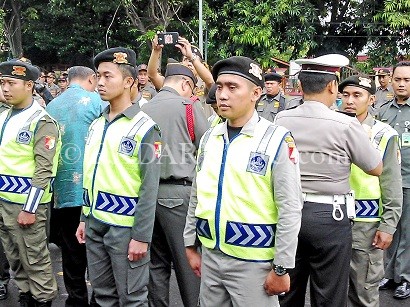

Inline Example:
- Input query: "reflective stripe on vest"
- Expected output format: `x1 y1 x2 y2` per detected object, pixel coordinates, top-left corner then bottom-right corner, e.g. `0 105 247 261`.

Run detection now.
195 119 288 261
350 119 399 222
0 101 60 204
355 199 379 218
82 111 156 227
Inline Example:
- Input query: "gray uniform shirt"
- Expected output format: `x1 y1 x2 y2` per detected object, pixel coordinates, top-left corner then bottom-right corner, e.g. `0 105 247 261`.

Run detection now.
256 93 286 122
142 86 209 181
0 102 9 114
377 98 410 187
184 112 303 268
362 114 403 235
275 101 381 195
374 85 394 110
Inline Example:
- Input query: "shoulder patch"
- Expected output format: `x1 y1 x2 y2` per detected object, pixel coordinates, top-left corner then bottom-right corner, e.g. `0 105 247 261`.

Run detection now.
284 135 298 164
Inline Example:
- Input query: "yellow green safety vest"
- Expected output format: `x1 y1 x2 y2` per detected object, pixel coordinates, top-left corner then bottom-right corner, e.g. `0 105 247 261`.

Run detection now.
208 114 223 128
195 119 289 261
350 119 399 222
82 111 157 227
0 101 61 204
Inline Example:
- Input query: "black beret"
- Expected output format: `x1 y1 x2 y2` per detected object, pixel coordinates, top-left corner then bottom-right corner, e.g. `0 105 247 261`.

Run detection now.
165 63 197 84
0 58 40 81
212 56 264 87
94 47 136 69
264 72 282 82
338 75 376 95
206 83 217 104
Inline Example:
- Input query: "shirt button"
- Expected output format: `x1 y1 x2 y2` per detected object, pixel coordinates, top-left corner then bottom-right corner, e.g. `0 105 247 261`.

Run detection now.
396 123 399 125
398 110 402 112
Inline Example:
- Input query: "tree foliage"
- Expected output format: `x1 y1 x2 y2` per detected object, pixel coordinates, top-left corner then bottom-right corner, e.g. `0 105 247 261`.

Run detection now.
0 0 408 70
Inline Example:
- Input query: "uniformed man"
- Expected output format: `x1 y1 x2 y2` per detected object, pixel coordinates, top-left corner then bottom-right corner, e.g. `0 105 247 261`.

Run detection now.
339 75 402 307
184 56 303 307
75 47 161 306
46 66 105 307
148 35 215 117
374 68 394 110
0 58 61 307
137 64 157 101
142 63 208 307
0 85 10 301
205 83 225 127
257 71 286 122
378 61 410 300
275 54 383 307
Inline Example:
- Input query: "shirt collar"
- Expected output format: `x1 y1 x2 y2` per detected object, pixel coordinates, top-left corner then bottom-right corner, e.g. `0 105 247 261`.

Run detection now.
214 110 259 137
362 112 375 127
392 97 410 108
102 102 141 121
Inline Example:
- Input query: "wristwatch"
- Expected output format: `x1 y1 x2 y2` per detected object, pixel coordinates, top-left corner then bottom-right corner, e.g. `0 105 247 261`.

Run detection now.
272 264 288 276
190 53 198 62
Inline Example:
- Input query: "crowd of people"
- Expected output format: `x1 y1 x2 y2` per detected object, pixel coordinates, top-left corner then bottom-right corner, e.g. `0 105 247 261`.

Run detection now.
0 35 408 307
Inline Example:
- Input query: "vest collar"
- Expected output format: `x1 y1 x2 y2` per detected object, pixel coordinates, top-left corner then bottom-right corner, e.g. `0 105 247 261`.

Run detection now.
215 110 259 137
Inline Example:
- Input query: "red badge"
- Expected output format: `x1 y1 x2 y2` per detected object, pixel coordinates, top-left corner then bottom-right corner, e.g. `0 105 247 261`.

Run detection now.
285 136 298 164
12 66 26 77
45 136 56 150
154 141 162 158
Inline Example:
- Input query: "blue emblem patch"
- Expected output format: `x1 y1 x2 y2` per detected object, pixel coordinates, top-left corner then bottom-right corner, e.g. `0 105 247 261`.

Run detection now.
118 137 136 156
16 130 33 145
246 152 269 175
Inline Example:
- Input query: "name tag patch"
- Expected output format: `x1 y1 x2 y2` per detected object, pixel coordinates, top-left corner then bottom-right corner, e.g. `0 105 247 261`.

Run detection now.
16 130 33 145
402 132 410 147
246 152 269 175
118 137 136 156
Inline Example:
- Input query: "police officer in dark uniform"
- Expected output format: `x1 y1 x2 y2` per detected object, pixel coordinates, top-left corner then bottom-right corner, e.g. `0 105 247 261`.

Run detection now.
275 54 383 307
142 63 209 307
257 71 286 122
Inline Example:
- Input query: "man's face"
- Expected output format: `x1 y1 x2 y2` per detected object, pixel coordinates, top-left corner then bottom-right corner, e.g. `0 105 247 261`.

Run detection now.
341 86 373 117
216 74 259 122
0 77 32 107
58 78 68 90
97 62 130 102
265 80 280 96
392 66 410 100
138 70 148 86
46 73 55 85
39 73 46 84
378 74 390 88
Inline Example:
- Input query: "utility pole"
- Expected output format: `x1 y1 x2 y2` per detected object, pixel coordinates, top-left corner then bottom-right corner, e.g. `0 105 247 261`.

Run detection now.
199 0 203 55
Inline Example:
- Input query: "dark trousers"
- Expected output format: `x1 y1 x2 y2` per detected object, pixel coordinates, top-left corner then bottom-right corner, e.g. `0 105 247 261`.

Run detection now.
51 206 92 307
148 184 200 307
0 239 10 285
279 201 352 307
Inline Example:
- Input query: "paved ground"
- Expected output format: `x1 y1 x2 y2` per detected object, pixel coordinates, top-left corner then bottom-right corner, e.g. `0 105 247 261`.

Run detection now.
0 244 409 306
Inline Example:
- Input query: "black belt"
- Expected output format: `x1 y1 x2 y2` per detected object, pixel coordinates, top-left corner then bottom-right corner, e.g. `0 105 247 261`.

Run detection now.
160 179 192 186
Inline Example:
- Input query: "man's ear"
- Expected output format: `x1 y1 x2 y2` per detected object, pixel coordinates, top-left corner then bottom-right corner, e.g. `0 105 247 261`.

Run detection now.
124 76 134 89
327 80 338 94
251 86 263 103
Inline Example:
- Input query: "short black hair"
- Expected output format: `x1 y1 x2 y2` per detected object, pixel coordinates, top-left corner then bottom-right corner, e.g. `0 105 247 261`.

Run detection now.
118 64 137 79
298 72 337 95
392 61 410 75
